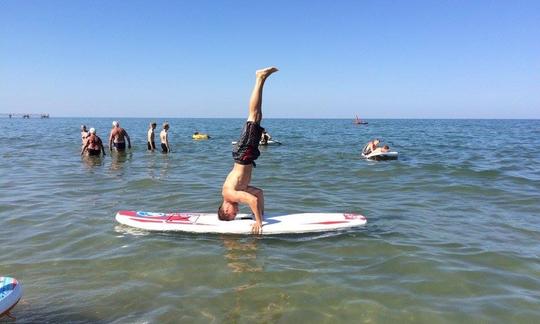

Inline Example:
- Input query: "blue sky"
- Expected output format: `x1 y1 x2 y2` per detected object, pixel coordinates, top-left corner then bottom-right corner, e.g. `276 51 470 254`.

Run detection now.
1 0 539 118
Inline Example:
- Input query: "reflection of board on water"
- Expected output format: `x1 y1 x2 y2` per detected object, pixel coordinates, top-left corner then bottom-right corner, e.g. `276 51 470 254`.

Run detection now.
231 140 282 146
116 211 367 235
0 277 22 319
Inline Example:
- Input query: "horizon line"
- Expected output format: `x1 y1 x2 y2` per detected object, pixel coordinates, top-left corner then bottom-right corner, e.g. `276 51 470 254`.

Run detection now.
1 115 539 120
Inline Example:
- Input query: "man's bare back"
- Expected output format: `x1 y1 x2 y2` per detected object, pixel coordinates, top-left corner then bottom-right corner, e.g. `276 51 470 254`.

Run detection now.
109 121 131 151
111 127 127 143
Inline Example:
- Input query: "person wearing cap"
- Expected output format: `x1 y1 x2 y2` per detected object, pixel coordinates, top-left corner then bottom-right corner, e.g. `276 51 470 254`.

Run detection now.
147 122 157 151
81 125 89 148
109 121 131 152
160 122 170 153
81 128 106 157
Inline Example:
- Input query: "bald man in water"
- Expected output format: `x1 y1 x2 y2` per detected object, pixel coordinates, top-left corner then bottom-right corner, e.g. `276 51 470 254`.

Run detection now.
218 67 278 234
109 121 131 152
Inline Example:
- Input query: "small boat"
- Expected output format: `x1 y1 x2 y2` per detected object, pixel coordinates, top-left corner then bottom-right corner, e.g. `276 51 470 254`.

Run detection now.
1 277 22 319
353 115 368 125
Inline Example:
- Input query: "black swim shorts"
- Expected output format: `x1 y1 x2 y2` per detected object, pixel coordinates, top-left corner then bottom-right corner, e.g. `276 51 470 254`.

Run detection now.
161 143 168 153
147 141 155 150
232 121 264 166
114 142 126 150
88 149 101 156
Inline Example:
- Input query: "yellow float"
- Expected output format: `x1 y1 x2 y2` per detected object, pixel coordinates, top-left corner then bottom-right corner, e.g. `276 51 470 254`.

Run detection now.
192 133 210 140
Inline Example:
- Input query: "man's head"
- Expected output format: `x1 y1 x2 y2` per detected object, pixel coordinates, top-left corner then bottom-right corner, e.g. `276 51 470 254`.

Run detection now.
89 128 96 134
218 201 238 221
150 122 157 129
112 121 119 127
374 139 380 145
81 125 87 132
383 145 389 149
163 122 169 130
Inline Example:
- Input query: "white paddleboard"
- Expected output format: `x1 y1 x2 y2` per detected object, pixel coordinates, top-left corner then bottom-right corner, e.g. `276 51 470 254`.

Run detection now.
116 210 366 235
231 140 282 146
362 151 398 161
0 277 22 317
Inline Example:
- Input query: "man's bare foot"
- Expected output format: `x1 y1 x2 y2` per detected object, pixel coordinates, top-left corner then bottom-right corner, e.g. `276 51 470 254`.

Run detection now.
256 66 279 79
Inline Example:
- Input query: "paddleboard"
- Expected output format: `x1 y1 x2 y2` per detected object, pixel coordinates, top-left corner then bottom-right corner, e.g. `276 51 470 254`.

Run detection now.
362 151 398 161
116 210 366 234
231 140 282 146
0 277 22 317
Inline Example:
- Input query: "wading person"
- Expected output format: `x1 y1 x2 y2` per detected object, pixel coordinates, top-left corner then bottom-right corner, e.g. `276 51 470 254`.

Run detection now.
80 125 89 148
160 122 170 153
147 122 157 151
109 121 131 152
81 128 106 157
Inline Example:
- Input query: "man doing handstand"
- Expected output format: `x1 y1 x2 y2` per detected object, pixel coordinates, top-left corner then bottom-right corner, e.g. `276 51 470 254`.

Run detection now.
218 66 278 234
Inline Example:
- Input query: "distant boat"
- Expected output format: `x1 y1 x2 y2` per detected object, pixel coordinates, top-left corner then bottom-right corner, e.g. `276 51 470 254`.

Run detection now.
353 115 368 125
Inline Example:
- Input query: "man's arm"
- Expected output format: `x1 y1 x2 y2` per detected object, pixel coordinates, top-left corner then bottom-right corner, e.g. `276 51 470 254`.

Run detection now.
246 186 264 217
109 130 114 150
100 139 106 156
223 188 263 234
124 130 131 149
165 133 170 152
81 142 89 155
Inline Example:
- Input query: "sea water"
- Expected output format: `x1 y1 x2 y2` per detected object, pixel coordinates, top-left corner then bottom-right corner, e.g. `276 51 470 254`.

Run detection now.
1 118 539 323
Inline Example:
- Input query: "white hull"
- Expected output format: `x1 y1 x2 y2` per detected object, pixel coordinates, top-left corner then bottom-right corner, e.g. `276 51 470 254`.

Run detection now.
116 211 366 235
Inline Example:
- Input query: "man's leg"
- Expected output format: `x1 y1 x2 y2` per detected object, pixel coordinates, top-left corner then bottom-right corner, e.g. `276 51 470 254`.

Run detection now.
247 67 279 123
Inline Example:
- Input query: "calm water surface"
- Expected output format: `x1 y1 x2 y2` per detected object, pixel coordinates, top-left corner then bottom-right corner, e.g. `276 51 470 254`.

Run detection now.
1 118 539 323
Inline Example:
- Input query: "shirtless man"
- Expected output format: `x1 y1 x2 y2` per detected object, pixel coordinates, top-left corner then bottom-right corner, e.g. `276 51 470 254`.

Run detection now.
160 122 170 153
147 122 157 151
372 145 390 154
81 128 106 157
81 125 89 148
260 129 272 145
362 139 380 155
218 66 278 234
109 121 131 152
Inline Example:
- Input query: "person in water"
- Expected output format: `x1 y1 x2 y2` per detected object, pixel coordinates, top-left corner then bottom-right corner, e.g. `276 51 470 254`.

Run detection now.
160 122 170 153
147 122 157 151
218 66 278 234
371 145 390 154
81 128 106 157
260 129 272 145
109 121 131 152
363 139 380 155
364 140 391 155
80 125 89 147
